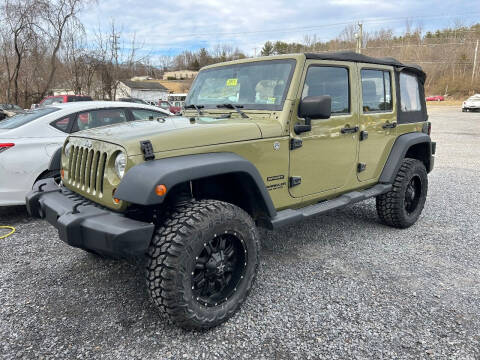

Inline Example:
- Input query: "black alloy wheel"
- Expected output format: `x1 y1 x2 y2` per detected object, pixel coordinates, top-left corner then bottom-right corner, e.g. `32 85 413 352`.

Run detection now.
192 231 247 307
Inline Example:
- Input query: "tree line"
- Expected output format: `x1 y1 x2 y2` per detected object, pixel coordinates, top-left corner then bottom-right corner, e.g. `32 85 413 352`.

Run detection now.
1 0 479 108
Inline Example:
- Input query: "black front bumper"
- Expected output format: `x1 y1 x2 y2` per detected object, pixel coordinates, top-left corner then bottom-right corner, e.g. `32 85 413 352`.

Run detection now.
26 178 154 258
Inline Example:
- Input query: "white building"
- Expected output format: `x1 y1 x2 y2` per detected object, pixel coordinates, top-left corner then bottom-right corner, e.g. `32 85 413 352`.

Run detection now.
163 70 198 80
116 80 169 102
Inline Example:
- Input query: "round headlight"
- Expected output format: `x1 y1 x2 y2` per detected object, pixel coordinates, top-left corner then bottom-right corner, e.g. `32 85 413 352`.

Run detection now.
64 142 72 157
114 152 126 179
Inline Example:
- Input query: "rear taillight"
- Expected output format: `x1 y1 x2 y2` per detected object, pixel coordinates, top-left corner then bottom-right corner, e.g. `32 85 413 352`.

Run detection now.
0 143 15 154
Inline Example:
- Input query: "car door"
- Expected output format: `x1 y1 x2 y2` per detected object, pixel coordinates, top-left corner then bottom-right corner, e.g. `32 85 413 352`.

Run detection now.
289 61 359 198
357 65 397 181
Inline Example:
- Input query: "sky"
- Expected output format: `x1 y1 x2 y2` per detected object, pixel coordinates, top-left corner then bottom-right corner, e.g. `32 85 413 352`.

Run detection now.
79 0 480 60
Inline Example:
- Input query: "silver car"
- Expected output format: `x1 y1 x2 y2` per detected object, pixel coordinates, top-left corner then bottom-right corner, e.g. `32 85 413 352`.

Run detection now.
0 101 170 206
462 94 480 112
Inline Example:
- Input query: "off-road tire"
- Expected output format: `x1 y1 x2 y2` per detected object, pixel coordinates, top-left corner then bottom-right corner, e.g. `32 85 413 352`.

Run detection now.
376 158 428 229
146 199 260 329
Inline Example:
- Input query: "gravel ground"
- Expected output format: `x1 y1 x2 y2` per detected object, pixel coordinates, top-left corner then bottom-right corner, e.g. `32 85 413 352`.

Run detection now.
1 106 480 359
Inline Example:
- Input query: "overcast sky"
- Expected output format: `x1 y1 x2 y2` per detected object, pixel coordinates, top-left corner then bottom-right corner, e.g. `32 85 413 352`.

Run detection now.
79 0 480 58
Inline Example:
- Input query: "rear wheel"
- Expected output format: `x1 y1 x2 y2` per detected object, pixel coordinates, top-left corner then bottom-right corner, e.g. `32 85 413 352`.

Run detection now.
146 199 259 329
376 158 428 229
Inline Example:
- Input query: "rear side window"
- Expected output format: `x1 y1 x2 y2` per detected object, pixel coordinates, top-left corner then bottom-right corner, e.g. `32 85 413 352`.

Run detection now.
51 116 73 132
42 97 63 105
0 108 59 129
73 109 128 132
361 69 393 112
302 66 350 114
399 73 421 112
130 109 166 120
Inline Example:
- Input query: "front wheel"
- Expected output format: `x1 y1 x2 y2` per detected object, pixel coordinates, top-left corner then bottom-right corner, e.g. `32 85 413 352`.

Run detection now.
376 158 428 229
146 199 259 329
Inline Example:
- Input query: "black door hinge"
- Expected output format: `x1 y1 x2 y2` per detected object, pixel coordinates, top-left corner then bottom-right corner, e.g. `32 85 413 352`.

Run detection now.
290 138 303 150
357 163 367 172
140 140 155 161
360 130 368 141
289 176 302 187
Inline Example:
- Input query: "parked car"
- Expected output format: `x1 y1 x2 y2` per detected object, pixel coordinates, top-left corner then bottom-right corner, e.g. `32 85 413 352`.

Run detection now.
38 95 93 107
158 100 181 114
425 95 444 102
0 101 170 206
462 94 480 112
0 104 24 120
117 97 150 105
27 52 435 330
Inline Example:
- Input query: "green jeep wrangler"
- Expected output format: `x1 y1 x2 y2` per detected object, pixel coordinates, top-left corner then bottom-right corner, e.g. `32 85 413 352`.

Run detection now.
27 52 435 329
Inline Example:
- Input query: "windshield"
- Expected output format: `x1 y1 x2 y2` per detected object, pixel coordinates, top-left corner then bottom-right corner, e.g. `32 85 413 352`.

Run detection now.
0 107 59 129
186 59 296 111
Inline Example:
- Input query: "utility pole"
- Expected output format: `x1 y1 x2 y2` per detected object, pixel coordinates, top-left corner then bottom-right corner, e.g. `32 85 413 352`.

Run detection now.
472 39 479 84
355 23 363 54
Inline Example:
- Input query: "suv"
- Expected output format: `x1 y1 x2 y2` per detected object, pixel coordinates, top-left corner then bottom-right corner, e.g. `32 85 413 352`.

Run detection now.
39 95 93 106
27 52 435 329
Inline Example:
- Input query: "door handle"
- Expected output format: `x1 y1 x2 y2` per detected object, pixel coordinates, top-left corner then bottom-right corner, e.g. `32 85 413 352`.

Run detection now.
341 126 359 134
382 122 397 129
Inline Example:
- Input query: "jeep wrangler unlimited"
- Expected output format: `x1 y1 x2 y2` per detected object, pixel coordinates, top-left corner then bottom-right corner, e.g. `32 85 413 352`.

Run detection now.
27 52 435 329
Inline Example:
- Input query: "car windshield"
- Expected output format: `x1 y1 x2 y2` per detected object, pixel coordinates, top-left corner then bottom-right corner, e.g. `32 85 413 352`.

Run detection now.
185 59 296 111
468 95 480 101
0 107 59 129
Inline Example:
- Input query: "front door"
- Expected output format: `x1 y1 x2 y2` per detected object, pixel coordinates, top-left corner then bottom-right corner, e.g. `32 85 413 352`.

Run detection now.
357 65 397 181
289 61 359 198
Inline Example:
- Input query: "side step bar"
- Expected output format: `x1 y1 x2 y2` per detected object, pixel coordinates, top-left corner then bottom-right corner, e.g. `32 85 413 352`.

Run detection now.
270 184 392 229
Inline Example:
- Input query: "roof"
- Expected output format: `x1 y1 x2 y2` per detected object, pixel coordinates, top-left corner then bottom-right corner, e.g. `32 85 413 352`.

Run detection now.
147 80 192 93
120 80 168 91
305 51 425 79
44 101 171 115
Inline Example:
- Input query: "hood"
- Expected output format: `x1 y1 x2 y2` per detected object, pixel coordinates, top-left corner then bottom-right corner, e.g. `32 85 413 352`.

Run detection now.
70 116 263 155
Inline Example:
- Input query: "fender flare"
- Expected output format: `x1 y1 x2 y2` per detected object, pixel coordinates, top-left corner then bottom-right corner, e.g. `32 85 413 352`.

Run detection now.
379 132 432 184
115 152 277 218
48 147 62 171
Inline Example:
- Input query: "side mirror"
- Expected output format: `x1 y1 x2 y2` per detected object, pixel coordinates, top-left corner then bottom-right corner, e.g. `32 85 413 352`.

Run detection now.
299 95 331 120
295 95 332 135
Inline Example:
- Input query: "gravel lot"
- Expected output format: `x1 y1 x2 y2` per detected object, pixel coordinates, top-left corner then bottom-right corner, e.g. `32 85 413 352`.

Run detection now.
1 106 480 359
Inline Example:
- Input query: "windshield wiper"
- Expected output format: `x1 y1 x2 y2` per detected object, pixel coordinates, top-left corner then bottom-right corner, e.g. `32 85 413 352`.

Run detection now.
216 104 249 118
184 104 204 116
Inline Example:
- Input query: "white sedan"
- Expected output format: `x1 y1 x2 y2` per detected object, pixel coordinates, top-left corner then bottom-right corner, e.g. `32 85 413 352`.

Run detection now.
0 101 171 206
462 94 480 112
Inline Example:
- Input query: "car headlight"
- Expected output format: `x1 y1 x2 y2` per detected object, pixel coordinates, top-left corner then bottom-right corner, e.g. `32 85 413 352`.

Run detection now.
64 142 72 157
114 152 126 179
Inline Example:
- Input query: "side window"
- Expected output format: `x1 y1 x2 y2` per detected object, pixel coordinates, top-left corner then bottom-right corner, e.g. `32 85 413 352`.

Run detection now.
361 69 393 112
42 98 54 106
73 109 128 132
399 73 421 112
302 66 350 114
130 109 165 120
51 116 72 133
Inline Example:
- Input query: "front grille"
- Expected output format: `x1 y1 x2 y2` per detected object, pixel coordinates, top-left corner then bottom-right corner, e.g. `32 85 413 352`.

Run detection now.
68 145 108 195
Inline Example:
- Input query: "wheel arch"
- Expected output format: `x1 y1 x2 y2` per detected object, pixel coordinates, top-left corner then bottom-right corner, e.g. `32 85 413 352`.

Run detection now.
379 132 434 184
115 152 277 221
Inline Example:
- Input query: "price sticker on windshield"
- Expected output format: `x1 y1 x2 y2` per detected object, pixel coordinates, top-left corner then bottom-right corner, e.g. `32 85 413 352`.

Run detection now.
226 78 238 87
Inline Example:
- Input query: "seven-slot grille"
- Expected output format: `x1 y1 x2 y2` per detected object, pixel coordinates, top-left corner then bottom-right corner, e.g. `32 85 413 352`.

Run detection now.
67 145 107 195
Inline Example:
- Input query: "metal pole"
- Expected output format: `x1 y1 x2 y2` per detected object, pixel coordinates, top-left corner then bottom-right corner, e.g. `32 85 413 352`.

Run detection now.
472 39 479 84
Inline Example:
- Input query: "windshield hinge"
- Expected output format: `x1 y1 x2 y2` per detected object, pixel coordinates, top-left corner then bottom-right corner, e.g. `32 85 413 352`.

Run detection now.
290 138 303 150
140 140 155 161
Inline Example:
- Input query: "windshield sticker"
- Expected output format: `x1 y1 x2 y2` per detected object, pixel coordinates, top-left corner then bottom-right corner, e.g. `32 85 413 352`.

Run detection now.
267 97 276 104
226 78 238 87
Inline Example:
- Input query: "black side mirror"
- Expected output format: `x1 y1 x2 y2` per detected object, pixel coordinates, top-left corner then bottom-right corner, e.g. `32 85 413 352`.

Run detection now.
295 96 332 134
299 95 331 120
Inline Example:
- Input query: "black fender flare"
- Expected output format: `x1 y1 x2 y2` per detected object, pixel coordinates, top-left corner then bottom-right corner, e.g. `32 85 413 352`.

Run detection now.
48 147 62 171
115 152 277 218
379 132 433 184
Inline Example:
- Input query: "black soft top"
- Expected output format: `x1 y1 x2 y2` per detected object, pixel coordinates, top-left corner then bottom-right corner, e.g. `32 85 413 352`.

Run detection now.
305 51 425 81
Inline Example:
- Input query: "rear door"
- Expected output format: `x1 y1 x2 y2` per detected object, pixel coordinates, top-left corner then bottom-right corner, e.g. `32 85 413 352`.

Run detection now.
289 60 359 198
357 65 397 181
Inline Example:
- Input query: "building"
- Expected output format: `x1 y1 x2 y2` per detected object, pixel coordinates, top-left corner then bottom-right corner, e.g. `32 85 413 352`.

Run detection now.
116 80 169 102
162 70 198 80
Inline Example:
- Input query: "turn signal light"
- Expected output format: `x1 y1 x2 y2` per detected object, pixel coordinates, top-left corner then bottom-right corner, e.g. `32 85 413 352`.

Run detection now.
60 169 65 179
155 184 167 196
112 188 120 204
